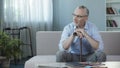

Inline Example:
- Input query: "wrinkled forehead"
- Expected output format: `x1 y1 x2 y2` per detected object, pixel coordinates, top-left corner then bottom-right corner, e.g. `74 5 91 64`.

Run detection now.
74 8 88 15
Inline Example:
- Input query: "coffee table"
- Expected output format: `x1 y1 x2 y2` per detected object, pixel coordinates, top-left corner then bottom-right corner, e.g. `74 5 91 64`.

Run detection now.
36 62 120 68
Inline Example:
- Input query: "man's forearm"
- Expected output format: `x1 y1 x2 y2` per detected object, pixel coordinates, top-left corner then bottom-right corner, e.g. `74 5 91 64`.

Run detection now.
84 32 99 50
63 34 75 50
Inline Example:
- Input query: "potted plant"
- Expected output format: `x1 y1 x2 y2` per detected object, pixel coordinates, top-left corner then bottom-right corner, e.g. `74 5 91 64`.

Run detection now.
0 31 23 68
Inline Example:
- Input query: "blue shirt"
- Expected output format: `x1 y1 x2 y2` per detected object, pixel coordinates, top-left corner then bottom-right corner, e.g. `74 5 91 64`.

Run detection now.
59 21 104 55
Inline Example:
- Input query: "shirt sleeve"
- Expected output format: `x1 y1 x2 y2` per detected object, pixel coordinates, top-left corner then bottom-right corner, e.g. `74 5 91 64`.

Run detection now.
58 26 70 51
91 25 104 51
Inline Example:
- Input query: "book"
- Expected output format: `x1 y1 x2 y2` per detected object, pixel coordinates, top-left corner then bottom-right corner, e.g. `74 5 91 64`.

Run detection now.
39 66 68 68
112 20 118 27
106 20 110 27
38 63 68 68
109 20 113 27
85 66 107 68
112 7 118 14
106 7 115 14
65 62 105 67
66 62 86 67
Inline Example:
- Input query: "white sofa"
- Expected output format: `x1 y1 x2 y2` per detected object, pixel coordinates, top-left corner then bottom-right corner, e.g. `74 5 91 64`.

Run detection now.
25 31 120 68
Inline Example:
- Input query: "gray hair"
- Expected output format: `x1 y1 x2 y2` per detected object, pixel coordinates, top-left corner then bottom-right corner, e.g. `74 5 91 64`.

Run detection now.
77 5 89 16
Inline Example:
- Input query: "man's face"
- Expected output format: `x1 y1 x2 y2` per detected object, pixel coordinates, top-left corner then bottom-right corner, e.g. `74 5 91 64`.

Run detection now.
73 8 88 27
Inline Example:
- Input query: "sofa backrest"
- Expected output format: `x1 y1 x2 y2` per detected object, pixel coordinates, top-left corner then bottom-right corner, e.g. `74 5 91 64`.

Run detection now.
100 31 120 55
36 31 120 55
36 31 61 55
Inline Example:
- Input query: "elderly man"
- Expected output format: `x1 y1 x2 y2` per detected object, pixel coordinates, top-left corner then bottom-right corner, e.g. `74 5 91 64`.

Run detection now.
56 5 106 62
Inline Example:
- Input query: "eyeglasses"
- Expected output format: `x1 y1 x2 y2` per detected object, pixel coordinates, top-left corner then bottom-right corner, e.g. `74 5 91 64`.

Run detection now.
72 13 88 18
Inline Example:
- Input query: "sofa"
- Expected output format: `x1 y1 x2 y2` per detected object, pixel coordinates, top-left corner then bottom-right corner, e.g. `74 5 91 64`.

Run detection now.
25 31 120 68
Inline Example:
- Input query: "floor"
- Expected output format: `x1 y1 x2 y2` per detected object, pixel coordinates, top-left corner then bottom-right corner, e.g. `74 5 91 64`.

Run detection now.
0 57 31 68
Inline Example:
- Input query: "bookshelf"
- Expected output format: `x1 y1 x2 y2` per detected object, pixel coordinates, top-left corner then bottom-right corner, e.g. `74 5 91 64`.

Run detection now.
106 0 120 31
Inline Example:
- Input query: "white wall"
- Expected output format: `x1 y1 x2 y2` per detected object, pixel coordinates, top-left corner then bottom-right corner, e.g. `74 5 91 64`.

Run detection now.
53 0 106 31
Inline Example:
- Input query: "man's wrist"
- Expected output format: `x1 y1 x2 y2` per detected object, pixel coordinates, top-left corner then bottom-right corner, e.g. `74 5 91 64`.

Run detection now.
84 32 89 38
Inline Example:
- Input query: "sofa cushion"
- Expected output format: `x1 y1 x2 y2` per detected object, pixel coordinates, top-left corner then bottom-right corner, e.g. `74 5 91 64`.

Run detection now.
24 55 56 68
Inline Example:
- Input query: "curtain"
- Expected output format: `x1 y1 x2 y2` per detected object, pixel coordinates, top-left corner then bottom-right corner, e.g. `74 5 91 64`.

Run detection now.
3 0 53 57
